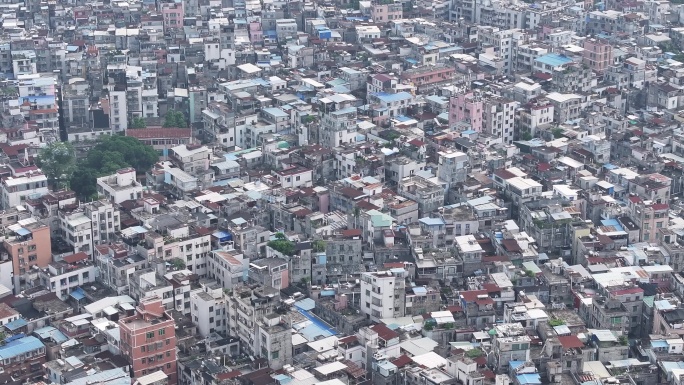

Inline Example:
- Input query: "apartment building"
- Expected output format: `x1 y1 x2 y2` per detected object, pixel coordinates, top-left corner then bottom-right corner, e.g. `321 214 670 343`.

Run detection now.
360 269 407 322
207 248 248 290
119 297 178 385
4 222 51 293
168 144 212 175
190 280 229 337
1 171 49 209
95 243 148 295
38 252 97 300
397 176 444 217
96 168 144 204
0 336 46 382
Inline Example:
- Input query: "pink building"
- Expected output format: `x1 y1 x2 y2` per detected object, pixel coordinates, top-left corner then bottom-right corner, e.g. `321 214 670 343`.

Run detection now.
583 38 613 73
119 297 177 385
160 1 184 30
371 3 403 23
249 22 263 45
449 92 483 131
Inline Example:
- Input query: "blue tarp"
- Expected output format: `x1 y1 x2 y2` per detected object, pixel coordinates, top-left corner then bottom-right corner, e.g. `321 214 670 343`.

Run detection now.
70 287 86 301
213 231 231 242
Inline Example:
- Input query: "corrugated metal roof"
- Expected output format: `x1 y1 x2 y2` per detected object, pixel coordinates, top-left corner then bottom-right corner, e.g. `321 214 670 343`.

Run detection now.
0 336 44 359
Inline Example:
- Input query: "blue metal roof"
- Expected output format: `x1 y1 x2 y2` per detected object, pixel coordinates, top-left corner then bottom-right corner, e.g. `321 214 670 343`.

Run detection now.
419 217 446 226
374 92 413 103
0 336 44 360
4 318 27 331
15 228 30 236
33 326 68 344
535 54 573 67
294 298 316 311
517 374 542 385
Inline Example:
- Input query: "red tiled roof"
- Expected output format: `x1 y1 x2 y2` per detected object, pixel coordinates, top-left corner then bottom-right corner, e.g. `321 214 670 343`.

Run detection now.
611 287 643 295
391 355 412 368
558 335 584 349
62 252 89 264
126 127 192 139
650 203 668 210
370 323 399 341
408 139 425 147
460 290 489 302
502 239 523 252
537 163 551 172
217 371 242 380
341 229 362 238
493 169 517 180
533 72 552 80
338 335 358 344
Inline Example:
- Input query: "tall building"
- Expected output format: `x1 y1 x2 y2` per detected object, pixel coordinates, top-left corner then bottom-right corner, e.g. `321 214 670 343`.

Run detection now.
360 269 407 323
119 297 178 385
3 221 52 293
319 93 358 148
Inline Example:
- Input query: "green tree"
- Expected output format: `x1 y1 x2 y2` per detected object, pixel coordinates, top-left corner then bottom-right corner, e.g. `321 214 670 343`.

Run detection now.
163 110 187 128
268 233 296 256
312 240 326 252
37 142 76 189
552 127 564 138
170 258 186 270
69 168 99 200
466 348 484 358
130 117 147 128
68 136 159 200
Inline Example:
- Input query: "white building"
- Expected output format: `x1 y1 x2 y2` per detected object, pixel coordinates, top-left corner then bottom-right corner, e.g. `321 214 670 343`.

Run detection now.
96 168 143 204
1 171 49 209
274 167 313 188
0 302 20 327
207 248 248 289
190 281 229 337
38 252 98 300
360 269 407 322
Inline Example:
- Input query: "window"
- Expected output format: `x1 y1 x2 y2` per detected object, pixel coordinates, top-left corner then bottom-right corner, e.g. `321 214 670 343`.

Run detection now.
272 351 279 359
158 329 165 336
146 332 155 339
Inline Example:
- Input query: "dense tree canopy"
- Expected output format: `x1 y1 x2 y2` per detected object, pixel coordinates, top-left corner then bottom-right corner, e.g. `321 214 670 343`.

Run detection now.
163 111 187 128
68 135 159 200
37 142 77 189
130 117 147 129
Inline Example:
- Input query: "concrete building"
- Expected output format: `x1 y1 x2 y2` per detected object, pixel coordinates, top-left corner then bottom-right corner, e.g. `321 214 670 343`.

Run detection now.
398 176 444 217
0 336 46 382
119 297 177 385
1 171 49 209
360 269 408 322
437 150 468 189
583 38 613 73
38 252 98 300
190 280 229 337
207 248 248 290
3 222 51 294
96 168 144 204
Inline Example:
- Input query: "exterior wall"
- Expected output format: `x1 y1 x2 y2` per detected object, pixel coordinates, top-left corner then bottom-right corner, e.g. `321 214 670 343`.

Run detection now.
1 173 49 209
119 298 178 385
6 225 51 293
